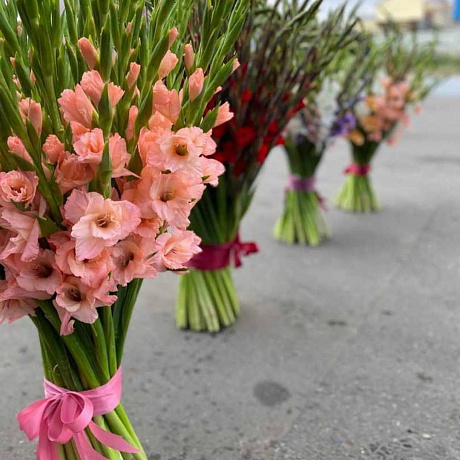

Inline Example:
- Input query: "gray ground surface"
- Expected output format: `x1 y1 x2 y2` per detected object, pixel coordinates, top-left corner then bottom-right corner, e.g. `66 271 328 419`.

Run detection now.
1 94 459 460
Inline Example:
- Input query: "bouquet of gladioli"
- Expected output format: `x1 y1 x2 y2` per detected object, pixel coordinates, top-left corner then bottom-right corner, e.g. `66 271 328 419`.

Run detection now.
174 0 359 333
274 18 373 246
0 0 247 458
335 28 436 213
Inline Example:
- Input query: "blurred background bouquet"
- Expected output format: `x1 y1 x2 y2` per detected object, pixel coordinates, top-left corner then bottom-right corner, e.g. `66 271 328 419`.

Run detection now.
175 0 374 333
336 25 437 212
274 12 375 245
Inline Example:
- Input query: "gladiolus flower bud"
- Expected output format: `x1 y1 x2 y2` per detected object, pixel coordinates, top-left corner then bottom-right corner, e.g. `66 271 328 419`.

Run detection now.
214 102 234 128
78 38 98 70
127 63 141 89
19 99 43 136
158 51 179 79
189 69 205 102
233 59 240 73
184 44 194 71
169 28 179 47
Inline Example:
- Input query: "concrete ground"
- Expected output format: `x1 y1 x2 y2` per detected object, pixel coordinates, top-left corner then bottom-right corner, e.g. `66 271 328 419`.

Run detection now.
1 92 459 460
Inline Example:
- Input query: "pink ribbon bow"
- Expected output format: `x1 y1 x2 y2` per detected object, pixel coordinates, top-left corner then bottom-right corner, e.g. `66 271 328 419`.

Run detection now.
17 368 139 460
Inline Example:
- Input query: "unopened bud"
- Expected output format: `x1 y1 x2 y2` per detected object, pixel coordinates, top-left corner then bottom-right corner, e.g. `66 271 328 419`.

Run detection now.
169 28 179 47
184 44 194 71
127 62 141 89
189 68 205 102
78 38 98 70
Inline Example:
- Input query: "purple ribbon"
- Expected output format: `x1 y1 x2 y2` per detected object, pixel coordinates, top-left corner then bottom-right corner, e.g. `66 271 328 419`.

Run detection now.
287 174 317 192
286 174 328 211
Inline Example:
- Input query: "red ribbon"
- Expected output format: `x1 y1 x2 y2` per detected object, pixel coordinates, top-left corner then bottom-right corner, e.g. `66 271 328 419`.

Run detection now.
17 368 139 460
344 163 371 176
188 234 259 271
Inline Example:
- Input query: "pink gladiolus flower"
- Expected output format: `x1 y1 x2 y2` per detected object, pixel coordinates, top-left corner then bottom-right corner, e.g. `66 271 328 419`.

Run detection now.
109 134 131 177
0 171 38 208
7 136 33 164
0 281 36 324
0 273 52 301
201 158 225 186
127 63 141 89
64 190 141 260
58 85 95 128
0 209 41 262
153 80 181 124
154 230 201 271
43 135 65 164
159 51 179 79
73 128 105 165
111 236 157 286
133 167 203 228
16 249 63 296
55 276 117 334
19 98 43 136
146 129 204 174
184 44 194 70
51 232 114 288
78 38 98 69
214 102 234 127
81 70 124 107
189 68 205 101
232 59 240 73
55 152 95 194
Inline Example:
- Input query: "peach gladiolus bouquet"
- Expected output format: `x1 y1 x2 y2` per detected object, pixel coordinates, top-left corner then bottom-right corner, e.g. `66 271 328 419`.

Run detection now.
0 0 248 458
336 27 436 213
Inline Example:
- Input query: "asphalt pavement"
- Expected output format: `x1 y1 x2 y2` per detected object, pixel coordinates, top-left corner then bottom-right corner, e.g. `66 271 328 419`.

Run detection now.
1 92 459 460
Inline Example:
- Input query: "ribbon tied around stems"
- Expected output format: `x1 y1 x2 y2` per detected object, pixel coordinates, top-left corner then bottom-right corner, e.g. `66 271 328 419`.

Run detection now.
188 233 259 271
344 163 371 177
286 175 328 211
17 367 139 460
287 174 317 193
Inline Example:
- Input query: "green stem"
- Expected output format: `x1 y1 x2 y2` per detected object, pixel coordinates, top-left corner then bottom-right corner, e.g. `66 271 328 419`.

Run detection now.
102 306 119 376
116 279 143 365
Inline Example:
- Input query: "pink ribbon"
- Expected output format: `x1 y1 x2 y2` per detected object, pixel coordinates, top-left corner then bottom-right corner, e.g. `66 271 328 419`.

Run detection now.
188 233 259 271
286 174 317 193
344 163 371 176
17 368 139 460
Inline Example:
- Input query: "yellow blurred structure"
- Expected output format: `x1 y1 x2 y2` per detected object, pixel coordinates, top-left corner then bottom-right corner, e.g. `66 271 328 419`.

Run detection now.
374 0 452 30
